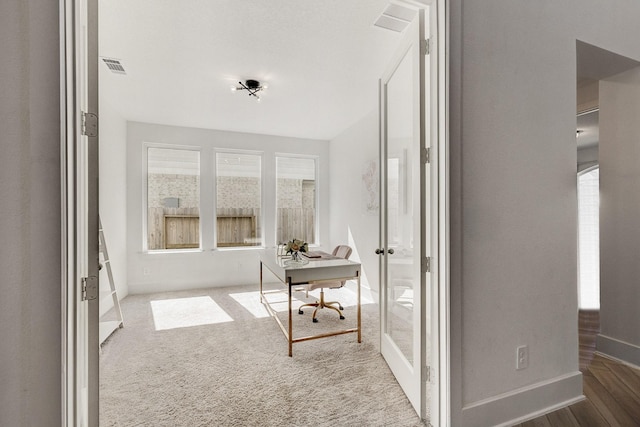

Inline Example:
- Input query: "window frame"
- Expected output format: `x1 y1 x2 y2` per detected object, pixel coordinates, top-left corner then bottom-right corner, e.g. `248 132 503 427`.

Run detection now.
274 153 320 247
143 142 202 253
577 165 600 309
213 148 265 250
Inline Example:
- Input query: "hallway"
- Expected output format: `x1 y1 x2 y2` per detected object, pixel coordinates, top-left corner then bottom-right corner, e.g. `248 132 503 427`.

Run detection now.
515 311 640 426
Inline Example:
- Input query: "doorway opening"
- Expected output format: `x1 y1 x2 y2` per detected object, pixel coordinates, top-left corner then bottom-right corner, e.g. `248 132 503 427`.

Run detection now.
89 1 448 427
575 40 640 371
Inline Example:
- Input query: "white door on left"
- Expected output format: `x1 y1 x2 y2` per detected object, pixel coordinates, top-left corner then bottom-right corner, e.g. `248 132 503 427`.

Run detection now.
62 0 100 425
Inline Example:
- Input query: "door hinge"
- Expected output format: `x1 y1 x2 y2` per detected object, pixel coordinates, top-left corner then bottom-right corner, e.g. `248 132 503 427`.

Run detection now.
421 38 430 56
423 365 431 382
81 112 98 137
81 276 98 301
421 147 431 164
422 256 431 273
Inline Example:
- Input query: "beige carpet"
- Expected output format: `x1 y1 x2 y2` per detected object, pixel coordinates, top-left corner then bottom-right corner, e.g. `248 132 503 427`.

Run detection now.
100 284 424 427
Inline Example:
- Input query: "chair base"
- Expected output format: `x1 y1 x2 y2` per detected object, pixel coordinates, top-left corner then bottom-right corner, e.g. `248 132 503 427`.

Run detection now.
298 289 345 322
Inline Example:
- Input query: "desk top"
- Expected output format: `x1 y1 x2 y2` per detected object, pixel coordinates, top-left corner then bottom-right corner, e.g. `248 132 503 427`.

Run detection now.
259 249 360 285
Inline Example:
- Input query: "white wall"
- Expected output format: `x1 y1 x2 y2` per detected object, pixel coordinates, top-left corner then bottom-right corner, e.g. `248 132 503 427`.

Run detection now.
126 121 330 293
576 83 599 171
0 0 62 424
328 109 380 296
577 80 599 113
577 146 598 172
598 67 640 366
450 0 640 425
99 99 129 316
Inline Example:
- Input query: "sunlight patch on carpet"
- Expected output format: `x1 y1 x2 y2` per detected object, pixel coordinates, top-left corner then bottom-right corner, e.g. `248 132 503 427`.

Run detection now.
150 296 233 330
229 291 304 318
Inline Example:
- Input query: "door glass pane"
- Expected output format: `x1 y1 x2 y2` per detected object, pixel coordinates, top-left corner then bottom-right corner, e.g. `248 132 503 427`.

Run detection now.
276 157 317 245
386 43 414 364
147 147 200 250
387 157 401 246
216 152 262 247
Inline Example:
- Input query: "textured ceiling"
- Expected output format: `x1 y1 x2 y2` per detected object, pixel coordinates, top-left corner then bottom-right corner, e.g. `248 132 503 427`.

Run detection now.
577 41 640 82
99 0 403 140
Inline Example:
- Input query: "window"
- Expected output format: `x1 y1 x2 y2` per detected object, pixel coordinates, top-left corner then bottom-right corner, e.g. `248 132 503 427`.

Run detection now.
276 156 317 245
216 152 262 247
578 167 599 309
147 147 200 250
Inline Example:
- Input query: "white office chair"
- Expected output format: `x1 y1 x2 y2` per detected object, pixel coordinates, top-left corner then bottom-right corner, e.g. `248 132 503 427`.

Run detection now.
297 245 352 323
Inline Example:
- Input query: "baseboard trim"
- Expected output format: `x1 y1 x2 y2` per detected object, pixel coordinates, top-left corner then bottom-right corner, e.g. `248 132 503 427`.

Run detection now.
461 371 583 427
128 281 248 294
496 395 585 427
596 334 640 368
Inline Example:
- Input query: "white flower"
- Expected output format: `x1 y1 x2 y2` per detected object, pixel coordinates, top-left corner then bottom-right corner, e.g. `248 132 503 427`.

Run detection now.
284 238 308 254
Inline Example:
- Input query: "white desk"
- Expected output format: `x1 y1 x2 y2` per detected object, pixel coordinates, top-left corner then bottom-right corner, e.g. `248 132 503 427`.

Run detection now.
259 249 361 356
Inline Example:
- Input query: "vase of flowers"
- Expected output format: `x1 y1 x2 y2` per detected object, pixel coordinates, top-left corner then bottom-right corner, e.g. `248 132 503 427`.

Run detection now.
284 238 308 265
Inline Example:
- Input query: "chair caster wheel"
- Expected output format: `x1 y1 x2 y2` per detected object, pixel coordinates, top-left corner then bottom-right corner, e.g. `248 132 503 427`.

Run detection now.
298 310 304 315
313 318 319 323
339 306 344 310
340 315 345 320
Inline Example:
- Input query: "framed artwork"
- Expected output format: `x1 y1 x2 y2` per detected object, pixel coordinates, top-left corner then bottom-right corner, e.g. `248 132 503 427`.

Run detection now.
362 159 379 215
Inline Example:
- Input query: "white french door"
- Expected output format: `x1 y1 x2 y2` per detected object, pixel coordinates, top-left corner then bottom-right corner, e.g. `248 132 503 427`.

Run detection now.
62 0 99 425
379 2 439 423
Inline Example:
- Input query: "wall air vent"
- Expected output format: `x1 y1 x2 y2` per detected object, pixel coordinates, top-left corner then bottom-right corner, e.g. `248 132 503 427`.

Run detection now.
374 3 416 32
101 57 126 75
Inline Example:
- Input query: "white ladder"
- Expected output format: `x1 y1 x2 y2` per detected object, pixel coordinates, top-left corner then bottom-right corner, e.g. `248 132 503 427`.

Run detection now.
99 216 124 344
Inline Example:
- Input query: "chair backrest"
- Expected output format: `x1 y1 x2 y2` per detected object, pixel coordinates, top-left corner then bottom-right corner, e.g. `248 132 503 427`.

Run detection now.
308 245 353 290
332 245 352 260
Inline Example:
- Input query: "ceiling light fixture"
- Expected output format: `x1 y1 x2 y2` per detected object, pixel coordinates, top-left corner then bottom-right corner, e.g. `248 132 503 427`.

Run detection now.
231 79 267 101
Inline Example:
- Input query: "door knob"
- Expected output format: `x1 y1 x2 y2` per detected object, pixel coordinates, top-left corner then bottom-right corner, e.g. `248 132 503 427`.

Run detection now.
375 248 395 255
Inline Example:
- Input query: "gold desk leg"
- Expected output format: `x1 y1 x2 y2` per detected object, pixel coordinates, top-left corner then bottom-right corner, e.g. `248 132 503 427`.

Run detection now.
288 278 293 357
259 261 263 303
357 271 361 343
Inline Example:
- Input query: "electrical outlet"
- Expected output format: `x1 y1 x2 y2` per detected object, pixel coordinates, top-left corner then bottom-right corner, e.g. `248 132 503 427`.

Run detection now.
516 345 528 370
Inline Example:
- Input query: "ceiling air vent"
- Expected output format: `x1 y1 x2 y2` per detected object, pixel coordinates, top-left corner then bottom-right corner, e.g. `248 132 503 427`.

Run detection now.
101 57 126 75
374 3 416 32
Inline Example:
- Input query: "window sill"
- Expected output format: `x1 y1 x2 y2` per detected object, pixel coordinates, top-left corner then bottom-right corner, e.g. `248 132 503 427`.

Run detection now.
214 246 265 252
144 249 203 255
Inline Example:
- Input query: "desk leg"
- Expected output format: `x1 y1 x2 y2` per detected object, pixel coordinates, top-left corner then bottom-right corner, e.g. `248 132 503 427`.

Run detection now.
288 278 293 357
357 271 361 343
259 261 263 303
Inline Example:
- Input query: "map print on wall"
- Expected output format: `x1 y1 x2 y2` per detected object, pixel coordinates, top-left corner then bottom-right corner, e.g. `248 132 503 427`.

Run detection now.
362 160 379 215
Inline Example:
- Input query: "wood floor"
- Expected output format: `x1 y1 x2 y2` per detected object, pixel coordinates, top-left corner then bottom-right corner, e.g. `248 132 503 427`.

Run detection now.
513 311 640 427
